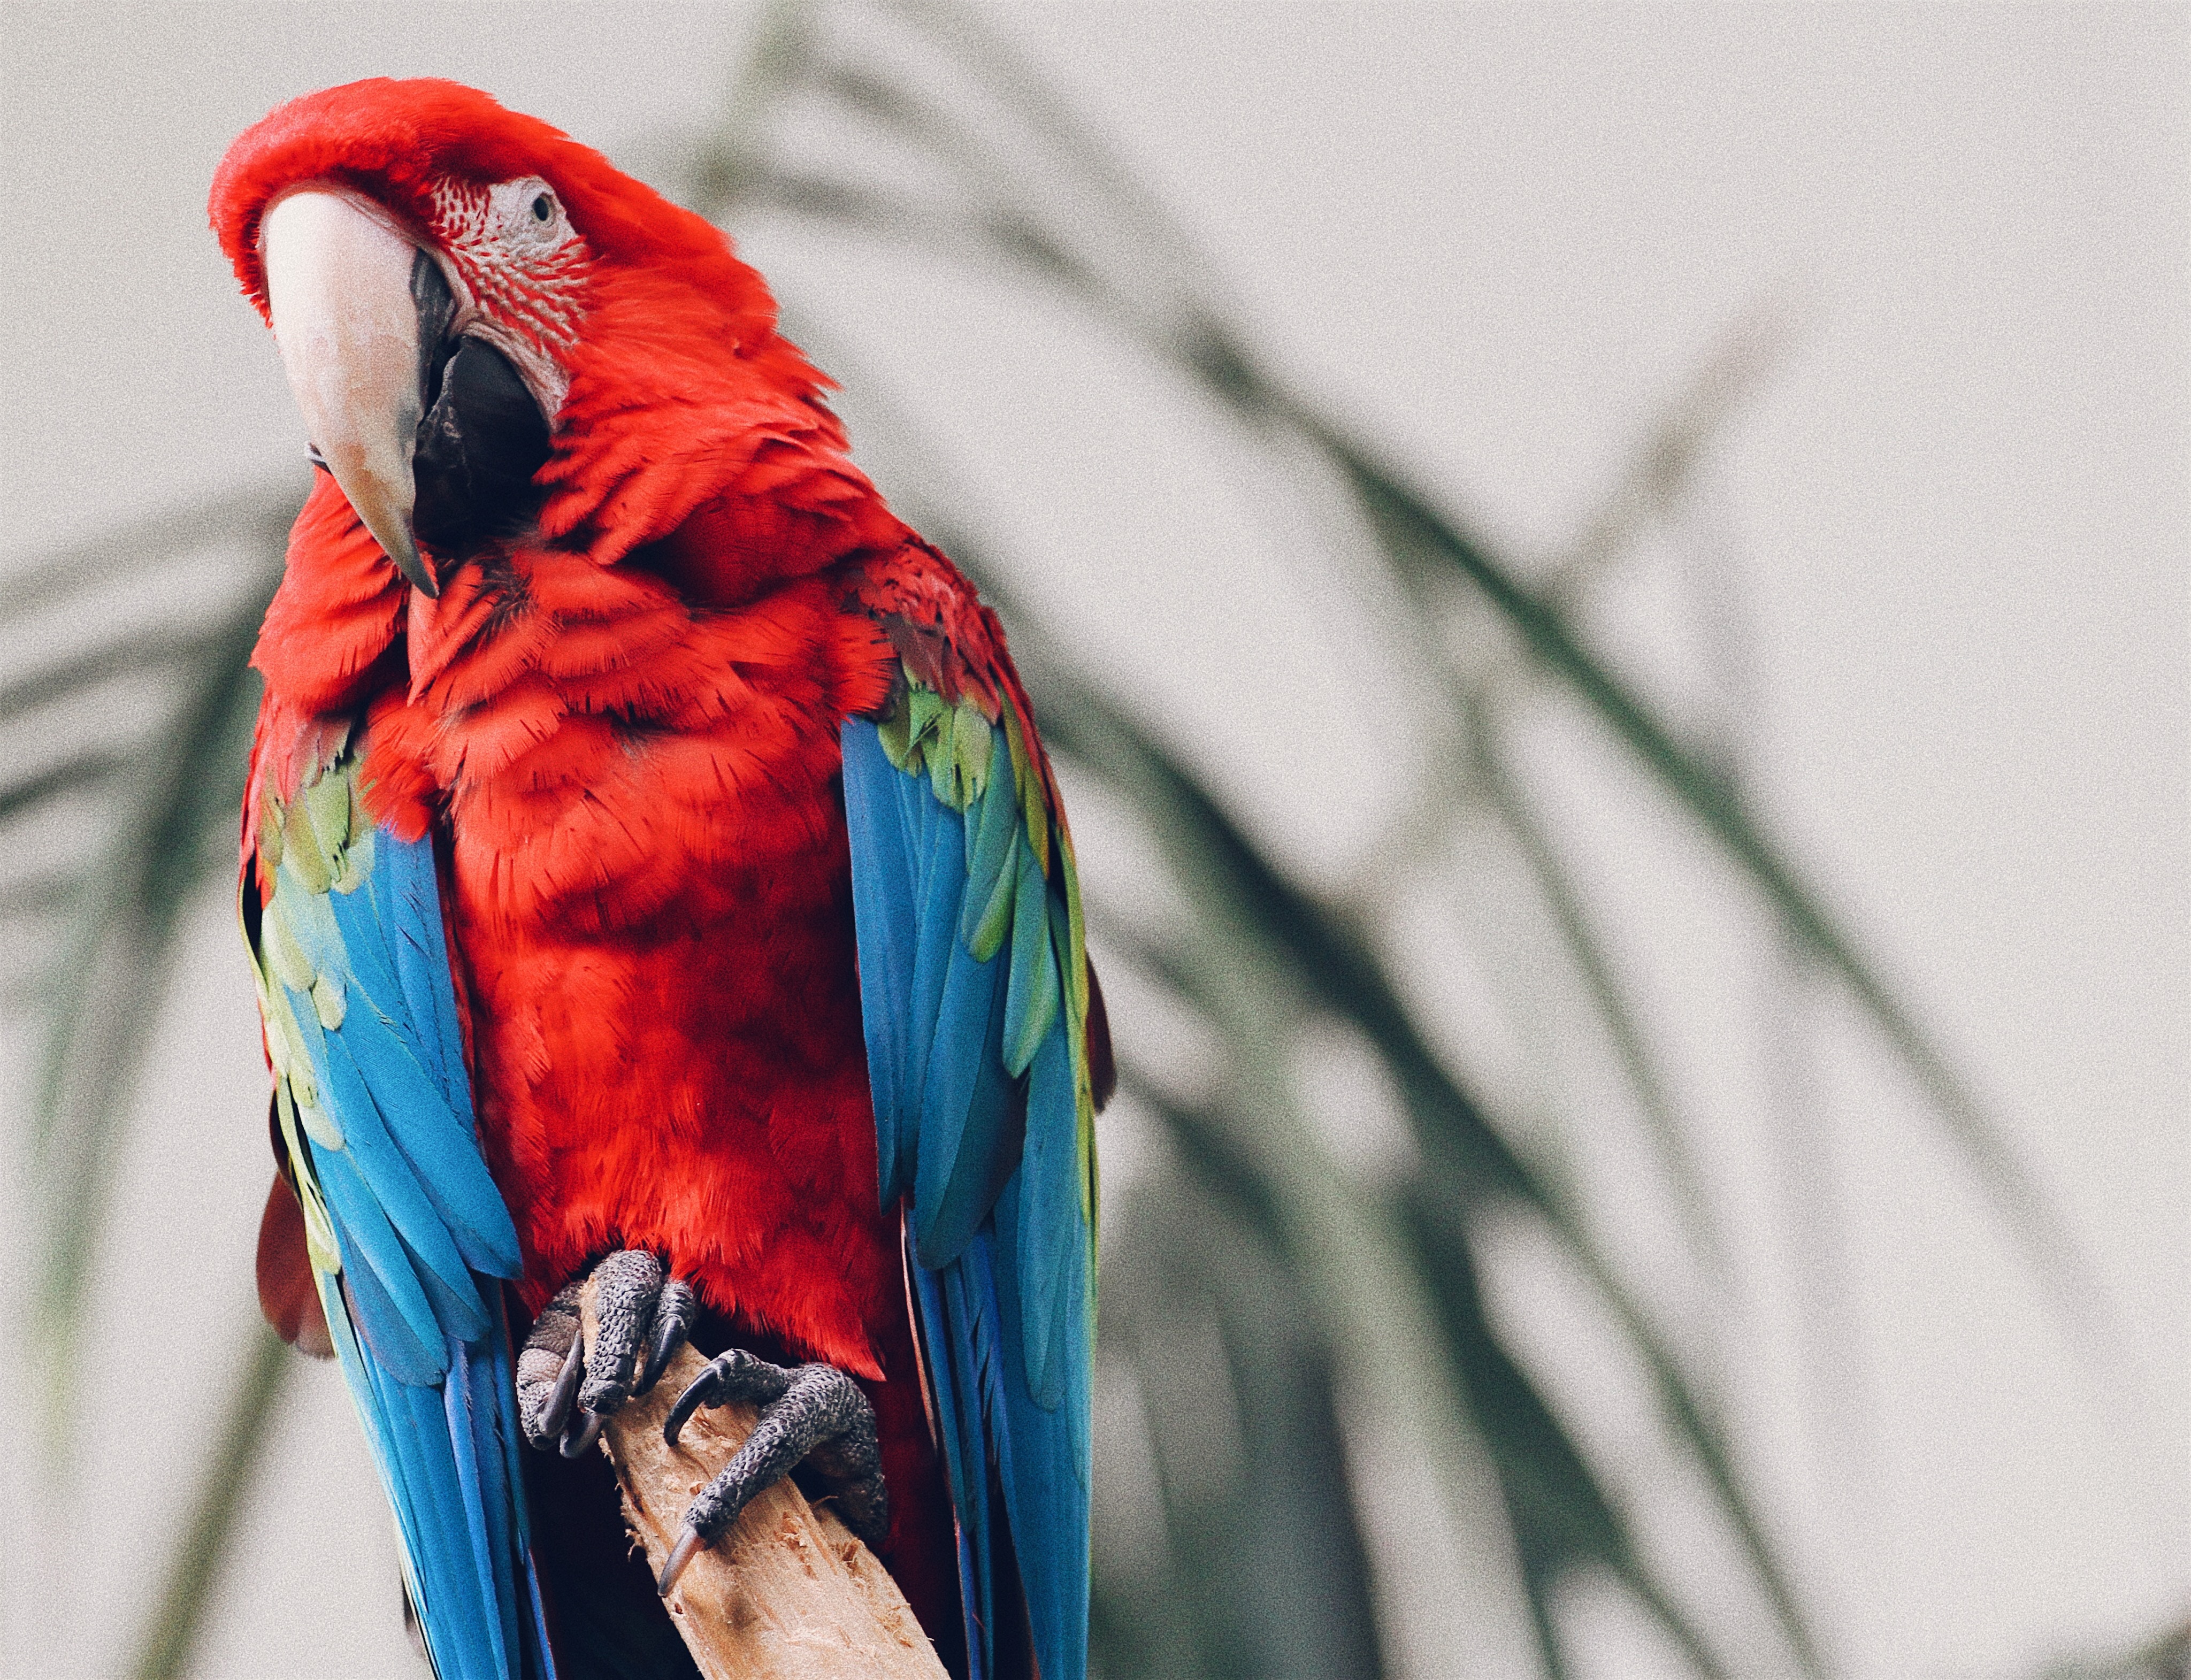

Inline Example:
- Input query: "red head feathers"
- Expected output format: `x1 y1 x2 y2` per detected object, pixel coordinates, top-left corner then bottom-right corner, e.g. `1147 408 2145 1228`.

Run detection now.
211 78 767 339
211 77 838 574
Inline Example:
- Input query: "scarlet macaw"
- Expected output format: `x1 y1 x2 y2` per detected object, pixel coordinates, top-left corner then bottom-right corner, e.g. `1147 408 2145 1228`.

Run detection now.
213 78 1109 1680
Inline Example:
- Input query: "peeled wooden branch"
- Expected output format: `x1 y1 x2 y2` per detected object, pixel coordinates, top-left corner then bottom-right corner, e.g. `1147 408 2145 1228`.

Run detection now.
578 1284 947 1679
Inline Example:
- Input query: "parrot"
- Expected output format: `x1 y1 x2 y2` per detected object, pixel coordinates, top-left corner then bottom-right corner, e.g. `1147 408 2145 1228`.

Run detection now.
212 77 1111 1680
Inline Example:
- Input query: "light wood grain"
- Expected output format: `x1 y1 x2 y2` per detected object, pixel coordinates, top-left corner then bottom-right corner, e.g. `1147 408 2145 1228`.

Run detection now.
578 1283 948 1680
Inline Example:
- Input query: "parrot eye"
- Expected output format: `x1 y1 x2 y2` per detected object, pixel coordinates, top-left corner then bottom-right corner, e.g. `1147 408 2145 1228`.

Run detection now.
487 177 571 249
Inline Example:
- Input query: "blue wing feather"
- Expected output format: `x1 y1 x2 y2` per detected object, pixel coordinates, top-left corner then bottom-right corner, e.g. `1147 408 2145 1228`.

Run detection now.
327 1005 516 1277
1016 1027 1081 1411
844 709 1093 1680
907 786 967 1116
255 770 553 1680
314 1031 489 1325
909 1244 997 1664
914 931 1016 1266
383 828 469 1102
446 1338 522 1677
918 964 1020 1267
325 878 523 1275
310 1146 448 1378
979 1200 1092 1659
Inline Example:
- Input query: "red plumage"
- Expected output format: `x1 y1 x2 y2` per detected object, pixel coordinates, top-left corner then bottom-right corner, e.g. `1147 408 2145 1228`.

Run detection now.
214 77 1070 1652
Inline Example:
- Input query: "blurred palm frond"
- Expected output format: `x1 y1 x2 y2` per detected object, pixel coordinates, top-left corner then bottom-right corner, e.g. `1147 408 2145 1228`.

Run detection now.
2046 1622 2191 1680
1 4 2105 1678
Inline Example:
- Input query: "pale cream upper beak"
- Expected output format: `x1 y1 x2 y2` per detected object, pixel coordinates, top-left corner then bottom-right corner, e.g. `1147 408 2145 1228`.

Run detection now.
261 190 439 596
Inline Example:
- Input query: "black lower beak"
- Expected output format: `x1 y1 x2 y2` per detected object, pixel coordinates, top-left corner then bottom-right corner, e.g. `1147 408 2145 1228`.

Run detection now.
407 251 552 558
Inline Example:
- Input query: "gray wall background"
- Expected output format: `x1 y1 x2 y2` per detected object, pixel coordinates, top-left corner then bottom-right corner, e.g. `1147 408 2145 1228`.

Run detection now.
2 4 2182 1676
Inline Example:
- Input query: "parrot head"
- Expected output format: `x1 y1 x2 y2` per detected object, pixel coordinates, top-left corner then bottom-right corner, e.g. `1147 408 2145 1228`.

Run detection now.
212 78 813 595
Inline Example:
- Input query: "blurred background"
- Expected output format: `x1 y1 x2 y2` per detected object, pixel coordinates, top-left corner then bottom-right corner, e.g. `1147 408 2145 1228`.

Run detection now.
1 3 2184 1677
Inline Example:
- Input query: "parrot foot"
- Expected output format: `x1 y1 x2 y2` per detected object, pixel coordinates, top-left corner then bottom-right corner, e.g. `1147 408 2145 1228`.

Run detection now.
516 1251 700 1456
654 1349 887 1596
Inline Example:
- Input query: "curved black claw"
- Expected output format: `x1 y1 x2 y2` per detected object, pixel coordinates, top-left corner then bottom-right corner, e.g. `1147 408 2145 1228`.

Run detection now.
519 1252 699 1456
657 1523 707 1600
637 1276 699 1397
663 1347 790 1449
515 1283 585 1451
655 1353 887 1597
559 1407 604 1461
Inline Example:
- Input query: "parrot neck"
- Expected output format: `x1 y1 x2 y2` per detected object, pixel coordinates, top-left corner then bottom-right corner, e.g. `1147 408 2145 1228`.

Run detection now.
250 337 905 831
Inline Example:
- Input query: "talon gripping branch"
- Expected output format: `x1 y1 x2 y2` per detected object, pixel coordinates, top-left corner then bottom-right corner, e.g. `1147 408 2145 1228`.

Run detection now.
214 78 1109 1680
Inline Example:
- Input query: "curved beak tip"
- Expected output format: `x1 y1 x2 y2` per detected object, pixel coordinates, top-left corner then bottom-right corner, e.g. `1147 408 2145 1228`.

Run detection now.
389 532 440 599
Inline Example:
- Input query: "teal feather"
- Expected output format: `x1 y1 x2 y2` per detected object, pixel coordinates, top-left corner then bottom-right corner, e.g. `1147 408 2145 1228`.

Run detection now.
1016 1028 1081 1411
966 824 1019 962
1002 847 1061 1078
296 1009 490 1333
962 734 1021 955
250 755 553 1680
315 1156 445 1383
844 688 1093 1680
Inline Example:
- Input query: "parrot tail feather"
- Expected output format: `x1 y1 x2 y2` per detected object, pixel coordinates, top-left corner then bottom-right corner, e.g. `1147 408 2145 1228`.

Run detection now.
325 1276 558 1680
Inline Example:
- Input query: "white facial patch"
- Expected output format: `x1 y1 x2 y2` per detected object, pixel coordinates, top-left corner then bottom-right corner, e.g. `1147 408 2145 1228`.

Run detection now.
487 177 576 254
426 175 592 422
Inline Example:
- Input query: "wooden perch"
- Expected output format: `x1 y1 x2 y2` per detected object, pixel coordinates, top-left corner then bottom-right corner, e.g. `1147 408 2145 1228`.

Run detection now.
579 1283 948 1680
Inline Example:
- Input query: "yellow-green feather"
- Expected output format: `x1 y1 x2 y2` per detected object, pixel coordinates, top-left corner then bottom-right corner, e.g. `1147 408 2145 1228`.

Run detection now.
242 758 369 1273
